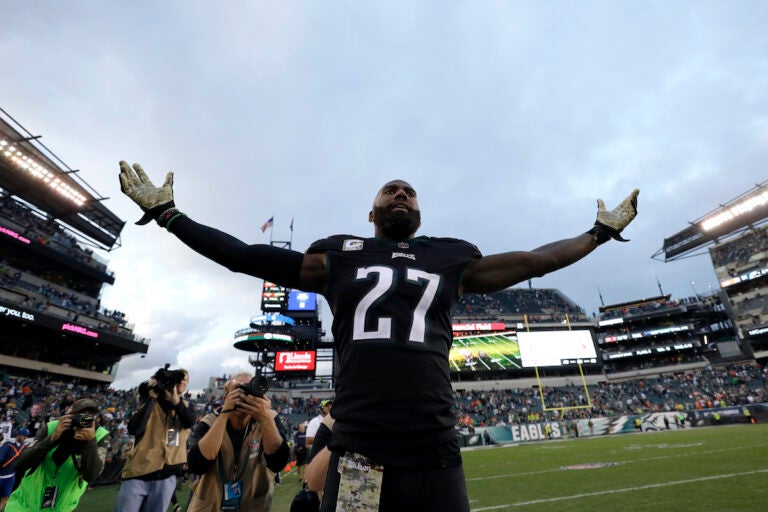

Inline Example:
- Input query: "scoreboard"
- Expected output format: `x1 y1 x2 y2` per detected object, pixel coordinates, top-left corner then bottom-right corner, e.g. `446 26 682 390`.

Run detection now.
261 281 288 311
261 282 319 312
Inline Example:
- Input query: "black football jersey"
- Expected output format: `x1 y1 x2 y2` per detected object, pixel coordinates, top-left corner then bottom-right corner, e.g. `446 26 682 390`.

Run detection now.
307 235 481 465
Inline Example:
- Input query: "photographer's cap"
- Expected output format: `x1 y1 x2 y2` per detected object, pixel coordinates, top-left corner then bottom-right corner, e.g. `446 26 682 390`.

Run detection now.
71 398 99 414
321 399 333 408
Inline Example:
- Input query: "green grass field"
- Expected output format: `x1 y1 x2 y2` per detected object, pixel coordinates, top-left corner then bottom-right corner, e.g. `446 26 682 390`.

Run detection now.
78 424 768 511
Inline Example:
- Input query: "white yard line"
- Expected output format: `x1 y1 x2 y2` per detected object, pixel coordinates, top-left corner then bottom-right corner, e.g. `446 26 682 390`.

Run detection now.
471 468 768 510
466 442 768 481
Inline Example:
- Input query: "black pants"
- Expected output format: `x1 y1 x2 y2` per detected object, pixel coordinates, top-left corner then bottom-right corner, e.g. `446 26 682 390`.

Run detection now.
319 452 470 512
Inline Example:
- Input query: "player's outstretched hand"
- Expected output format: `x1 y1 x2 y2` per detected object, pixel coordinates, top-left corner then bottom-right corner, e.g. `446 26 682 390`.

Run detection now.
595 189 639 242
118 161 175 225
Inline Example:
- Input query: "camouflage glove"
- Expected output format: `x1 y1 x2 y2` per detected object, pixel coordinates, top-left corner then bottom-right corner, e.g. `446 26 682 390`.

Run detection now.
118 161 175 225
591 188 639 243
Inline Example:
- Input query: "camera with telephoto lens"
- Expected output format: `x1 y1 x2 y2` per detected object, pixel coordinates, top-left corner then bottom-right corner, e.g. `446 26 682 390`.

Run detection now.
237 375 269 397
71 413 95 429
139 363 186 400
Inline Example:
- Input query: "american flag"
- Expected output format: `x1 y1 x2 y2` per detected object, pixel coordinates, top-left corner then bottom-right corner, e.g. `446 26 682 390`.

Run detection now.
260 216 274 233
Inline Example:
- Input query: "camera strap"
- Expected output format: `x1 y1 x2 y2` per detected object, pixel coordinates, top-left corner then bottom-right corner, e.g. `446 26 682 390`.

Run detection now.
131 398 157 445
216 421 253 485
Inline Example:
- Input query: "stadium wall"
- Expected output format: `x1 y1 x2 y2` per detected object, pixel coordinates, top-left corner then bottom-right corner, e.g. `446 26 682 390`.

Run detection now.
460 405 766 447
452 375 605 392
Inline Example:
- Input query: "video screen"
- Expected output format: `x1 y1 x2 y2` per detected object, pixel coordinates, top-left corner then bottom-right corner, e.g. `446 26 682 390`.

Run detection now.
262 281 287 311
449 330 597 372
287 290 317 311
449 332 522 372
516 330 597 367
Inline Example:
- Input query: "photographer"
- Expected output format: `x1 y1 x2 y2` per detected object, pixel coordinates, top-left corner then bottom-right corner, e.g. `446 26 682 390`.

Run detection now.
186 372 289 512
5 399 109 512
114 366 195 512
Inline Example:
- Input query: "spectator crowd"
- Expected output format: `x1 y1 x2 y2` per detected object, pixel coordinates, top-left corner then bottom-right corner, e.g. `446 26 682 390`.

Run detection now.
1 363 765 461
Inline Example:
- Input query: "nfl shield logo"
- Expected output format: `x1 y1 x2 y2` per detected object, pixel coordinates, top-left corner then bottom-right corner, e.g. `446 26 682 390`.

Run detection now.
397 242 409 249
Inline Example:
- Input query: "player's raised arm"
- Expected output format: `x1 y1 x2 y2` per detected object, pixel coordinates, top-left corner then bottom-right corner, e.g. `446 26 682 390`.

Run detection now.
460 189 639 295
118 161 327 292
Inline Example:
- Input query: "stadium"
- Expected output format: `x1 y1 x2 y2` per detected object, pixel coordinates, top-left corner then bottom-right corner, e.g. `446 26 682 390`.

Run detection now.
1 108 766 511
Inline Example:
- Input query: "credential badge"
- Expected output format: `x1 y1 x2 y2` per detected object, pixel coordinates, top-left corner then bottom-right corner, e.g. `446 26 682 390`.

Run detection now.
343 239 364 251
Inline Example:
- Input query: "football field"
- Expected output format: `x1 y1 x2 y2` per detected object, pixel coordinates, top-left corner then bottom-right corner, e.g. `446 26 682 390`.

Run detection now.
78 424 768 511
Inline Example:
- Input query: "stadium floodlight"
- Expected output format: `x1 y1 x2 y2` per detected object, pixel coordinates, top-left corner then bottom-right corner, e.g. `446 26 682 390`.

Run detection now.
655 180 768 261
0 138 86 206
701 190 768 231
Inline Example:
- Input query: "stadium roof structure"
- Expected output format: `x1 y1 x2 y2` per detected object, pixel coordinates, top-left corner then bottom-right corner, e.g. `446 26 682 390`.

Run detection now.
653 179 768 262
599 294 670 313
0 108 125 250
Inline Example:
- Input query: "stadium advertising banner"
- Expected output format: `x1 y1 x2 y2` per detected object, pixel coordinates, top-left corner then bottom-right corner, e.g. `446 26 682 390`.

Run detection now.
0 303 36 323
0 224 31 244
517 330 598 367
452 322 506 332
274 350 316 372
0 299 147 352
719 265 768 288
600 324 692 344
1 301 99 339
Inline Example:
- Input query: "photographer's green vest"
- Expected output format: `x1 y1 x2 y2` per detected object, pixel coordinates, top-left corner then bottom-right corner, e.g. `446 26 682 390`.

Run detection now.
5 420 109 512
122 400 190 479
187 411 277 512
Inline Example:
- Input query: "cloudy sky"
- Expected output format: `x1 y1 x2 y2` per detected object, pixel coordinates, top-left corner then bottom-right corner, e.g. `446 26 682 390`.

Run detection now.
2 1 767 391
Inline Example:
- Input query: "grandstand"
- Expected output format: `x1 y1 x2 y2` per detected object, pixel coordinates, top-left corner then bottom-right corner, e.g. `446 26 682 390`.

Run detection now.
453 364 765 427
595 293 734 378
454 287 588 324
0 109 147 385
711 224 768 359
657 180 768 363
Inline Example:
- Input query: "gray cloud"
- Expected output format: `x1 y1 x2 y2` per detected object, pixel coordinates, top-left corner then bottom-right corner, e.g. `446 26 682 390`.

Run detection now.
1 1 766 391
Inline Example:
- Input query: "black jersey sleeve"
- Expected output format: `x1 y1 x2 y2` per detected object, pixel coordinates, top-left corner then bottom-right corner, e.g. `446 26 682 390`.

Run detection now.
438 237 482 260
166 216 304 288
306 235 361 255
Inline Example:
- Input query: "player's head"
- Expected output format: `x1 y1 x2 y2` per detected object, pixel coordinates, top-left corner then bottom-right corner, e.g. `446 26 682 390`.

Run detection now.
369 179 421 240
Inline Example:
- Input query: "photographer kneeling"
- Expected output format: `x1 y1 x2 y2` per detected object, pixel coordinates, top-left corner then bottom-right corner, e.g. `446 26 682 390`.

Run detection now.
114 366 195 512
5 398 109 512
186 372 289 512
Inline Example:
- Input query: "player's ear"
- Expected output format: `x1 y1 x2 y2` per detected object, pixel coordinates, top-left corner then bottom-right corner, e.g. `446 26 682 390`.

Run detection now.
368 210 374 222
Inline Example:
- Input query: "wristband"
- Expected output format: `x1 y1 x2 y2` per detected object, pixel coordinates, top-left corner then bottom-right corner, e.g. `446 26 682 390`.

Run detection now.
164 212 186 231
156 207 184 229
135 200 176 226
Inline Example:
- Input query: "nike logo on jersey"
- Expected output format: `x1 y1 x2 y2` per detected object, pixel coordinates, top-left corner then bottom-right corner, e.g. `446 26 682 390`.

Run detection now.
391 252 416 260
